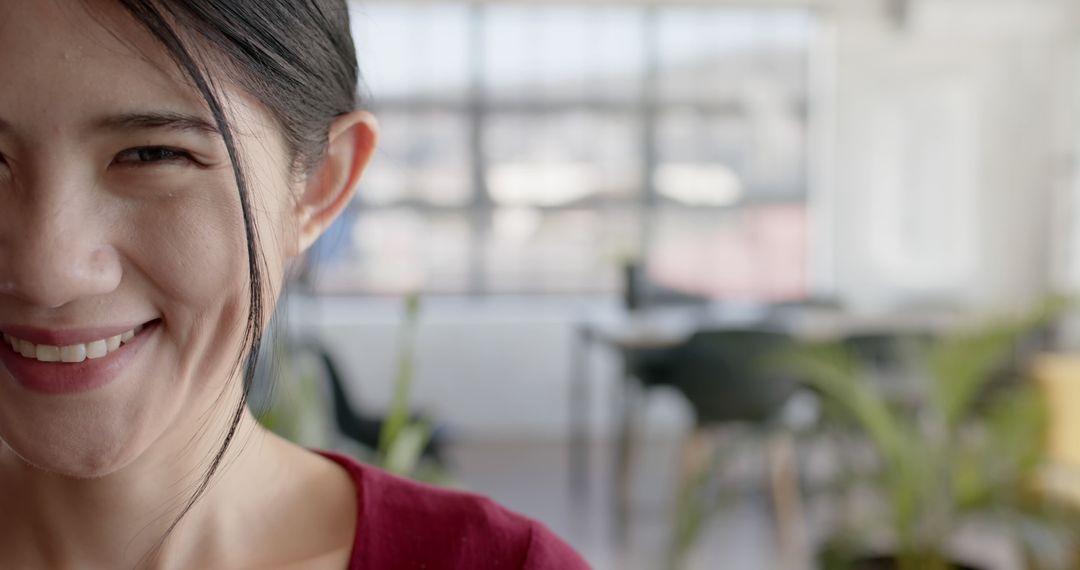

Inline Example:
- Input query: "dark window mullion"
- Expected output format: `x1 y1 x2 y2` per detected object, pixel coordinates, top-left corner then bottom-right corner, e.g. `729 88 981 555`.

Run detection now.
640 5 660 263
467 3 489 296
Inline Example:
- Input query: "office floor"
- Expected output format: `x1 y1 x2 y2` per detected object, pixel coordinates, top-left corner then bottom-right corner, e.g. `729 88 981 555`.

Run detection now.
447 436 787 570
445 437 1021 570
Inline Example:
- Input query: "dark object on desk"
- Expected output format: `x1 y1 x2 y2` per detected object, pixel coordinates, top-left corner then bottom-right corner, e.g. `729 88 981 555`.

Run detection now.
622 261 644 311
615 329 802 555
621 260 711 312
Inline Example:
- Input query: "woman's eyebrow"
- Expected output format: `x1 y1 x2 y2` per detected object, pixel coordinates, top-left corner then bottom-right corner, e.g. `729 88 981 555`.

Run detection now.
91 111 220 136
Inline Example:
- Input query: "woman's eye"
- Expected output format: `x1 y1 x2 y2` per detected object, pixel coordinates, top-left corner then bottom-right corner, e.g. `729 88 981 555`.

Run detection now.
113 146 195 167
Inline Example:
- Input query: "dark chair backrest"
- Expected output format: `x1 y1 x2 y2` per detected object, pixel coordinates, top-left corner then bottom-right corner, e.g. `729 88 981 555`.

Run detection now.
666 329 798 426
289 340 383 450
302 340 445 463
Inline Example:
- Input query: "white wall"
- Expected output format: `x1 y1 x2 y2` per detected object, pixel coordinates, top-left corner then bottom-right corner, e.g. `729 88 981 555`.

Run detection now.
823 0 1079 312
288 296 694 440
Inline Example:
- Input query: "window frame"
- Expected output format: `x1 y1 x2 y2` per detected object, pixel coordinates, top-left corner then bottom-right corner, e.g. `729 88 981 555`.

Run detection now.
334 1 817 296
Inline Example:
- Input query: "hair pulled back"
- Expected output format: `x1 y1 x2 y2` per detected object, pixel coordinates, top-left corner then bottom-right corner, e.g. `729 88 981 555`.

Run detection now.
112 0 361 548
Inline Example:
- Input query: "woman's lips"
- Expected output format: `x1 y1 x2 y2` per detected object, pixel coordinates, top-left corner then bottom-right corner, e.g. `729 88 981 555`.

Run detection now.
4 323 144 363
0 322 150 347
0 320 160 395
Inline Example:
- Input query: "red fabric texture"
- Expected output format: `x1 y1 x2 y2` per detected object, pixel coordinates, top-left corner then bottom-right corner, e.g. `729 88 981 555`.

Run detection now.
316 451 592 570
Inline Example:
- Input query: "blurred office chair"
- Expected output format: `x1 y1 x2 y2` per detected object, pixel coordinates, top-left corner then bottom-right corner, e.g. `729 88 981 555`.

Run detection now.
293 339 448 465
841 324 1051 408
615 329 804 559
841 332 934 380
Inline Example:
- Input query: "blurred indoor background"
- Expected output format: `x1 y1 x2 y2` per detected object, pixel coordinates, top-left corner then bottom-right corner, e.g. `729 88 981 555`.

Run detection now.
253 1 1080 568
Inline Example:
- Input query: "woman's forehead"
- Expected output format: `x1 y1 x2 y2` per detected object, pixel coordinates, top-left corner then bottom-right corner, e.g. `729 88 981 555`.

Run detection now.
0 0 208 142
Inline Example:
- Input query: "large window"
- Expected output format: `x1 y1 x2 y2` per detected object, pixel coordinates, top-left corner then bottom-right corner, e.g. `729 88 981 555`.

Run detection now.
310 2 816 297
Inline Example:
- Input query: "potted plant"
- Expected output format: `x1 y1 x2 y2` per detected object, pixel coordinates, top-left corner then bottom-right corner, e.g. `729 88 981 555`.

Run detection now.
786 298 1080 570
373 293 448 483
257 293 450 485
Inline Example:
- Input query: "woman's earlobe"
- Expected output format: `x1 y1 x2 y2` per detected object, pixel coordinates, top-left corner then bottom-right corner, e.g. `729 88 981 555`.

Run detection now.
294 111 379 255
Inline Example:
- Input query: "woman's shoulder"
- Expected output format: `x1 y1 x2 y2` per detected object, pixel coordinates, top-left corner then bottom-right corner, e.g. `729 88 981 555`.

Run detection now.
316 450 591 570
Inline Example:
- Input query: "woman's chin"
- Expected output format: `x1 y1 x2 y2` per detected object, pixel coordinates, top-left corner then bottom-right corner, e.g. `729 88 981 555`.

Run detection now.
2 431 145 480
0 342 185 479
0 397 161 479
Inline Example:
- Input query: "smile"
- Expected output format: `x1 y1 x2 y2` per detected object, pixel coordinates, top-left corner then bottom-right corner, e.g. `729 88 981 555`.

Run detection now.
0 320 160 395
3 325 144 363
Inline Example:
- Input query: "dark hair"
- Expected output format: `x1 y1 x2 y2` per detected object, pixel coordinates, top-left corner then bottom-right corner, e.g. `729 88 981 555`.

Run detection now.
110 0 360 554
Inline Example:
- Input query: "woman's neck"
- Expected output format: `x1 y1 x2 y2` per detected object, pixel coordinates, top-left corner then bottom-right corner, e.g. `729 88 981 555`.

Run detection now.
0 407 292 569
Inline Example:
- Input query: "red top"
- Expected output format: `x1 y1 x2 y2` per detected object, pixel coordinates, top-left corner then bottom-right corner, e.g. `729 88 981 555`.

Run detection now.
317 451 592 570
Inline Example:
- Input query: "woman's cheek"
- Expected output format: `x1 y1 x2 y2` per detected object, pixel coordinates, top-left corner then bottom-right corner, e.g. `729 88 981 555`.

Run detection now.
114 168 244 285
121 177 251 373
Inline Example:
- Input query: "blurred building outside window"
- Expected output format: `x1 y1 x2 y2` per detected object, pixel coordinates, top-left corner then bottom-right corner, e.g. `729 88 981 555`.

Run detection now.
310 2 816 299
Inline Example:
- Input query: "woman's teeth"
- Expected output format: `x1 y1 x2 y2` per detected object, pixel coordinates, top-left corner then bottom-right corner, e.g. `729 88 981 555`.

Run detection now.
2 325 144 363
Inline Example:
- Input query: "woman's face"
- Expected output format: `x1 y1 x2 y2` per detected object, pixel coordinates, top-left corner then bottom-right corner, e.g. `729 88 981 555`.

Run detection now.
0 1 301 477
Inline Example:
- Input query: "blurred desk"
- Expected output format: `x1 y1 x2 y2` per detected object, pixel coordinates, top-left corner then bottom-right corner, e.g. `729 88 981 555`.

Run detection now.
566 303 959 526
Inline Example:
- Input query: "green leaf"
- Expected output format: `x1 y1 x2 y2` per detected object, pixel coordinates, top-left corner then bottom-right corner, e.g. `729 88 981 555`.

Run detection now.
777 344 915 472
384 422 434 476
930 296 1068 431
378 293 423 462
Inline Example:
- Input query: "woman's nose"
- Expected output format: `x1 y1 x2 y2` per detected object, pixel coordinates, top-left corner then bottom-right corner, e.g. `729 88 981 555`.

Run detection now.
0 191 122 309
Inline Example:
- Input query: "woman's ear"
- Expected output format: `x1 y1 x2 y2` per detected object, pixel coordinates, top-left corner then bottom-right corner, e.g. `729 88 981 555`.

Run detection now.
292 111 379 256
